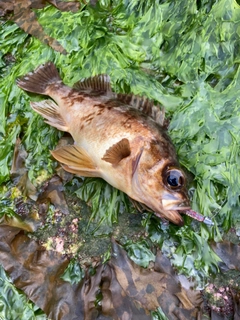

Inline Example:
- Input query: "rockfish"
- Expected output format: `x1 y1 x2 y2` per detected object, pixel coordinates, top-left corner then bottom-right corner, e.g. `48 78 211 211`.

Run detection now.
17 62 212 226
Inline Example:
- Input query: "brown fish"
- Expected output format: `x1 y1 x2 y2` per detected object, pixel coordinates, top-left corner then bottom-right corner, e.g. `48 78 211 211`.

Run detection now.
17 62 191 225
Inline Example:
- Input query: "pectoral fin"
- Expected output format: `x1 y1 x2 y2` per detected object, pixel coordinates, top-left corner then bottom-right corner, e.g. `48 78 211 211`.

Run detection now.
51 145 101 177
102 138 131 166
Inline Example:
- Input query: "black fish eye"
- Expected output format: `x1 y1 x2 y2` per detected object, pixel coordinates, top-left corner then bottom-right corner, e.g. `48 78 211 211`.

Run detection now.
166 169 184 189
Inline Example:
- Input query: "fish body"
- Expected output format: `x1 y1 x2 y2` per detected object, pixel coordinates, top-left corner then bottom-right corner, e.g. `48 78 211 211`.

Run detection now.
17 62 190 225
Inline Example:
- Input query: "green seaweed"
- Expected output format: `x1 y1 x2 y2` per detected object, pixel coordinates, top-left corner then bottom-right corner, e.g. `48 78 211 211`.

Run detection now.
61 259 85 285
75 178 132 235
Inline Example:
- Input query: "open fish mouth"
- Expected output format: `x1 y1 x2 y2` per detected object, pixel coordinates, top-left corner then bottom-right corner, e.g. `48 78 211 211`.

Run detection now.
161 191 190 212
162 200 190 212
172 203 191 211
160 206 215 226
154 209 185 226
165 203 191 225
154 195 191 225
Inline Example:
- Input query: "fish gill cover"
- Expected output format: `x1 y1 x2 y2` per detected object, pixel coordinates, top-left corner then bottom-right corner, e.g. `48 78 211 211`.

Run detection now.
0 0 240 319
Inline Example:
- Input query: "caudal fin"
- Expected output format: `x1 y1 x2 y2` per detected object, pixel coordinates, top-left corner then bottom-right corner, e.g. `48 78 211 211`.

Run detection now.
16 62 62 95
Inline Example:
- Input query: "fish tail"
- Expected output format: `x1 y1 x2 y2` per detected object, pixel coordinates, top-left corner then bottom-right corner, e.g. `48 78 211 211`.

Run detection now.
16 62 61 95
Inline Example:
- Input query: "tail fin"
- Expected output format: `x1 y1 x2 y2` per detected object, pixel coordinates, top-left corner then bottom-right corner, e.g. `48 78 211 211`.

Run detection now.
16 62 62 95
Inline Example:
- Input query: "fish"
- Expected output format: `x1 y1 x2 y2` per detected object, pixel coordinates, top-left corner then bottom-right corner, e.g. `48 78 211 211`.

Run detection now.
16 62 213 226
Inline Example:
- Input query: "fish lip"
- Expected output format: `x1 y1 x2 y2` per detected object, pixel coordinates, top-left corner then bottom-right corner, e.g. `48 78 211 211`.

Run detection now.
162 199 190 211
156 200 190 226
172 204 191 211
162 192 180 201
154 209 185 226
161 191 190 210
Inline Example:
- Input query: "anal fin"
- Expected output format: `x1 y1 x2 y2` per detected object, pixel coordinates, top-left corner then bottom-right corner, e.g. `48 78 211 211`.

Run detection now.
51 145 101 177
31 100 68 132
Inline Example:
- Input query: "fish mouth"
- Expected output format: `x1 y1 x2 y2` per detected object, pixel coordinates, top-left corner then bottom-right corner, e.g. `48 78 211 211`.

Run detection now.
155 191 191 225
154 202 191 226
170 202 191 211
161 192 190 211
154 209 185 226
137 198 190 226
164 205 191 226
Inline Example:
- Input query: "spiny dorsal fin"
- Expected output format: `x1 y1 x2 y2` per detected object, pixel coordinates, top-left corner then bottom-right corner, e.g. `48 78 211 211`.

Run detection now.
74 74 112 95
102 138 131 166
75 74 164 125
17 61 62 95
31 100 68 132
51 145 101 177
117 93 165 126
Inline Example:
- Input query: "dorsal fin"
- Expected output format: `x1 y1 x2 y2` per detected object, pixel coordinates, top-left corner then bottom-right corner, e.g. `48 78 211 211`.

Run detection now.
102 138 131 166
74 74 113 95
116 93 165 126
75 74 164 125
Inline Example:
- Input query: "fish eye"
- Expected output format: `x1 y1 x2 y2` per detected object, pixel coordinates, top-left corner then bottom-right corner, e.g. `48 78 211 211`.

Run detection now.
166 169 184 190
